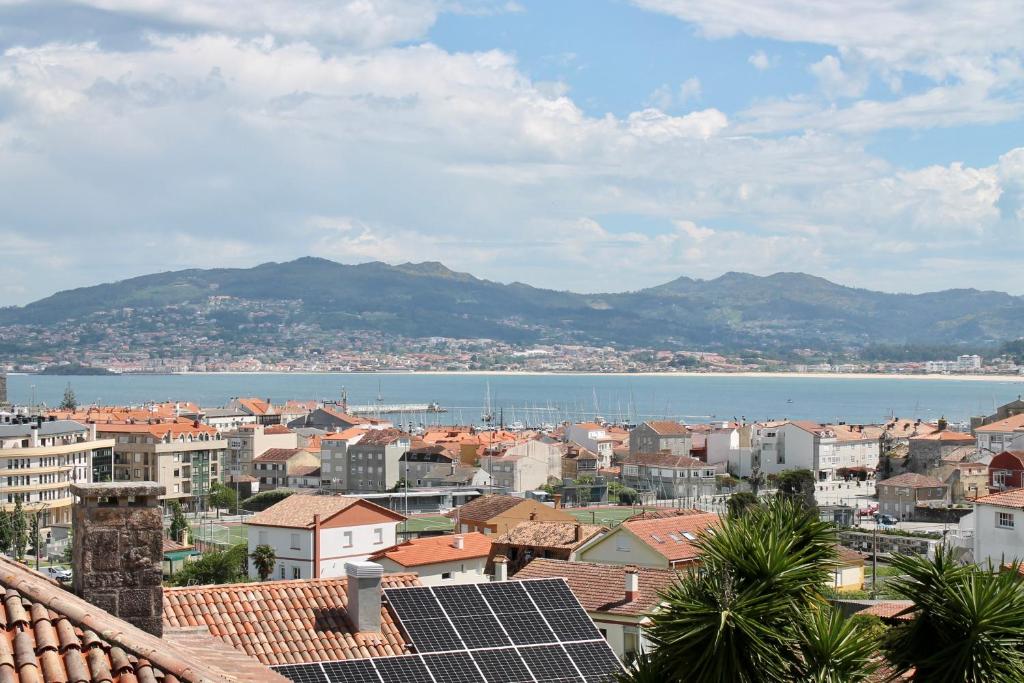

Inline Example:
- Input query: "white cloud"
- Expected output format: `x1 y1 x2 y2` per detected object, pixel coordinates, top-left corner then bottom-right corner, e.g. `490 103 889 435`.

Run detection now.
748 50 774 71
809 54 868 99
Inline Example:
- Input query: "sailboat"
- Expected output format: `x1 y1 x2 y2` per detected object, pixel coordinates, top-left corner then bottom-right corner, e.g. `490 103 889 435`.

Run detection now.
481 382 494 428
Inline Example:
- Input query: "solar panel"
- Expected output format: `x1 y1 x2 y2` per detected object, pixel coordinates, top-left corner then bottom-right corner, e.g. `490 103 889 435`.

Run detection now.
477 581 536 613
450 614 513 649
400 617 466 652
562 641 623 682
497 611 557 645
520 579 579 607
470 647 535 683
275 663 328 683
543 609 603 643
518 644 581 681
372 655 434 683
433 584 491 616
321 660 380 683
422 652 486 683
386 586 447 619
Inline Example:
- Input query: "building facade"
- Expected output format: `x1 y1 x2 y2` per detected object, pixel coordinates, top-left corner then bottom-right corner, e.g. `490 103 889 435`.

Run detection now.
629 421 692 457
620 453 716 500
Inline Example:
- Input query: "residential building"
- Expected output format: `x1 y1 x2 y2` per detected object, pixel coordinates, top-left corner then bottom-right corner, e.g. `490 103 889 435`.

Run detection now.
289 406 387 431
832 546 866 593
562 443 600 481
452 493 576 536
228 397 281 425
165 570 422 666
0 418 112 527
516 558 680 661
480 440 561 492
252 447 319 488
706 422 756 477
287 465 322 489
754 421 880 482
399 443 454 485
620 452 716 500
976 414 1024 458
369 532 492 585
972 488 1024 567
223 424 299 480
182 406 257 431
988 450 1024 490
97 420 227 510
970 398 1024 433
941 461 989 502
345 429 412 492
319 427 366 489
419 462 492 488
906 429 975 473
629 421 692 457
487 520 606 575
564 423 615 466
575 511 721 569
876 472 949 520
245 493 406 580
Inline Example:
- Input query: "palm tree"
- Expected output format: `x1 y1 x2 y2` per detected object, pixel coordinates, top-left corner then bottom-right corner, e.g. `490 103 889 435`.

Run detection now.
638 498 879 683
883 548 1024 682
250 544 277 582
791 608 880 683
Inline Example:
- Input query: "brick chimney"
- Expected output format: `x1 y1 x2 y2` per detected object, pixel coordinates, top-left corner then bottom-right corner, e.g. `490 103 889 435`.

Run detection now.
345 561 383 633
624 566 640 602
71 482 165 636
573 523 583 543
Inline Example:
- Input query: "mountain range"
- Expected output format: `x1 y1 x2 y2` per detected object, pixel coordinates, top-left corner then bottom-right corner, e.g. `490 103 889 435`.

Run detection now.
2 257 1022 354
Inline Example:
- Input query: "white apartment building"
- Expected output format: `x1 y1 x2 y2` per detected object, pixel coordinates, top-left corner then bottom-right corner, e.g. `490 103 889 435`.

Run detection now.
481 439 562 492
975 413 1024 457
972 489 1024 568
564 423 614 466
706 422 755 478
223 425 298 480
369 532 492 585
246 494 405 580
0 418 112 527
753 421 879 481
925 355 983 373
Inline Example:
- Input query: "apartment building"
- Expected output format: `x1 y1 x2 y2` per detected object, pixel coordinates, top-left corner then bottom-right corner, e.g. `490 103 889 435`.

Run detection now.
754 421 880 481
0 418 112 527
252 448 319 488
97 420 227 510
620 452 717 499
975 413 1024 457
629 421 692 457
479 439 561 492
322 428 412 493
223 424 298 479
564 423 615 466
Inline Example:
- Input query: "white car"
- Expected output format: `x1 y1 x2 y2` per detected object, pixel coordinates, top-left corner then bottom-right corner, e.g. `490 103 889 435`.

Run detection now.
42 566 72 581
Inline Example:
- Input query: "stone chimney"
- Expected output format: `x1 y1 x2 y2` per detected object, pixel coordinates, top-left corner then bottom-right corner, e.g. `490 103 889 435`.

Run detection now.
71 482 165 636
345 561 383 633
573 522 583 543
624 566 640 602
452 534 465 550
552 493 562 509
493 555 508 582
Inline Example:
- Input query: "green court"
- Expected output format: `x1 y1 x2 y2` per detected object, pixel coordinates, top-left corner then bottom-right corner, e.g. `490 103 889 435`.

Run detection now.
400 515 454 534
566 507 659 527
189 521 247 546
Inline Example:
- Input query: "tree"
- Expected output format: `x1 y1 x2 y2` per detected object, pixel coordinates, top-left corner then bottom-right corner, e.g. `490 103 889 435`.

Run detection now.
169 500 189 543
250 544 277 582
0 509 12 555
170 542 248 587
883 548 1024 682
208 482 237 515
241 489 294 512
575 475 594 506
776 468 818 510
638 498 879 683
12 497 28 561
618 487 639 506
726 491 759 518
59 383 77 411
748 466 766 495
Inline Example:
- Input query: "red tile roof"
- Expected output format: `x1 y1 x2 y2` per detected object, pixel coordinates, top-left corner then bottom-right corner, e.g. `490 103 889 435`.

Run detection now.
909 429 974 442
974 487 1024 509
855 601 915 622
451 494 528 523
369 533 492 567
0 556 284 682
643 421 689 436
877 473 945 488
253 448 308 463
247 495 404 529
515 559 679 617
620 512 721 564
976 413 1024 433
163 575 420 666
493 522 605 550
263 425 293 435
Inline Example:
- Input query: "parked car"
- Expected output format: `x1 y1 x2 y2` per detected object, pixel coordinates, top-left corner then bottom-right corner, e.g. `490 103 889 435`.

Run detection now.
42 566 72 582
874 513 898 528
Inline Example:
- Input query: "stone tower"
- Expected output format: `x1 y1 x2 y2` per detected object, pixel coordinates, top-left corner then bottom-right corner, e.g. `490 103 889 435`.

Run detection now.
71 482 165 636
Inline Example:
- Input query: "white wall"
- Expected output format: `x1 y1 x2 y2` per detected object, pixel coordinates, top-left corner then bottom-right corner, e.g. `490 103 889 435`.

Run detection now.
974 503 1024 568
247 520 399 580
373 556 488 586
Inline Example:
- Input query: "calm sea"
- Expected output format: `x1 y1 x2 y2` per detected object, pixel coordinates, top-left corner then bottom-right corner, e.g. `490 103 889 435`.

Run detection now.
6 373 1024 426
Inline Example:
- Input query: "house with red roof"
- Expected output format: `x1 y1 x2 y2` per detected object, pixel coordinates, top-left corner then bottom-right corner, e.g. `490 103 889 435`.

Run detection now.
988 450 1024 490
972 487 1024 568
975 413 1024 457
575 511 720 569
369 532 492 585
629 420 692 457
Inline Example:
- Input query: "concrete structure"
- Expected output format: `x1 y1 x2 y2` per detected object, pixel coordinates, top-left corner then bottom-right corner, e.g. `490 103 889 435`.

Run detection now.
629 421 692 457
620 452 716 500
370 532 492 585
0 418 112 527
399 444 454 485
906 429 975 474
754 421 880 482
832 546 866 593
876 473 949 520
480 439 561 492
343 429 412 493
71 482 166 636
97 420 227 510
453 494 575 536
973 488 1024 568
706 422 755 478
223 424 298 479
245 494 405 580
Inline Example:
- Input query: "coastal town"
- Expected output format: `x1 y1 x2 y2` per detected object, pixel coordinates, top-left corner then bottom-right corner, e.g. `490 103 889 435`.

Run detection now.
2 385 1024 680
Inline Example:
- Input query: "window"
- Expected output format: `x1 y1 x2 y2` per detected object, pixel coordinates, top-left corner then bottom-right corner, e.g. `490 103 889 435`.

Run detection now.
258 530 268 545
615 536 632 552
292 566 301 579
441 571 452 580
343 531 353 548
373 528 383 544
290 533 301 550
279 565 285 579
998 512 1015 529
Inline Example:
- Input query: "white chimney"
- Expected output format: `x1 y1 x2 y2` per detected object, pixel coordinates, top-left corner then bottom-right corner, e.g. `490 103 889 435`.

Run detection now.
625 566 639 602
493 555 508 582
452 534 465 550
345 561 384 632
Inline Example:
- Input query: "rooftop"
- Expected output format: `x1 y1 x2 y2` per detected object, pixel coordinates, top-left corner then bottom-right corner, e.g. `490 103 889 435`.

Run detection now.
976 413 1024 433
247 494 404 529
643 420 689 436
877 473 946 488
0 420 92 439
624 452 706 469
164 575 420 666
451 494 528 523
253 448 308 463
493 521 605 550
620 512 721 564
515 559 680 617
369 533 492 567
974 487 1024 509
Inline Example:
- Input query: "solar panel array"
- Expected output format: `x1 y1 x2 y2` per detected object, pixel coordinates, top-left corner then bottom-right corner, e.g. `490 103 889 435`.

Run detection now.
273 579 624 683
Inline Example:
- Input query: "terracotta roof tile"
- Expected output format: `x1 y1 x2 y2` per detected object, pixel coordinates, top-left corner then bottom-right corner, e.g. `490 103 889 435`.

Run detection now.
974 487 1024 508
0 557 285 682
451 494 527 523
253 448 308 463
247 495 403 529
493 522 605 550
877 473 945 488
515 559 679 617
855 601 915 622
643 421 689 436
621 512 721 564
163 575 420 666
368 533 491 567
975 413 1024 433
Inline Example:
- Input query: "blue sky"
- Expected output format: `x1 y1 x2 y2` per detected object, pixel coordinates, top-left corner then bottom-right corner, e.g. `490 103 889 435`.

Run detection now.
0 0 1021 303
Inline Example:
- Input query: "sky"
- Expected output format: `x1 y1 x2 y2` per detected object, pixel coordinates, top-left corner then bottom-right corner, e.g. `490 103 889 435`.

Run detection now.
0 0 1021 304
